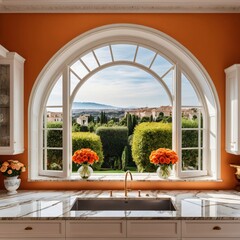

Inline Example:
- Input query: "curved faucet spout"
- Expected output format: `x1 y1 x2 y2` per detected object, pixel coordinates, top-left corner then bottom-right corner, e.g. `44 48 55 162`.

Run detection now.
124 170 133 197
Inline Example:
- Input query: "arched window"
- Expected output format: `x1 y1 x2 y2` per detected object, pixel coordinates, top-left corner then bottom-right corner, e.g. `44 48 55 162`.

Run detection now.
29 24 220 180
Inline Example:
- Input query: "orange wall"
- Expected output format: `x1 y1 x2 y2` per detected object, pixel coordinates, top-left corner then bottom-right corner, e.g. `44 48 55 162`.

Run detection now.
0 13 240 190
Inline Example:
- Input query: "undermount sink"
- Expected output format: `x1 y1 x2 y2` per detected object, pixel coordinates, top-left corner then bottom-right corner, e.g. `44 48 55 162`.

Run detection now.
70 198 176 211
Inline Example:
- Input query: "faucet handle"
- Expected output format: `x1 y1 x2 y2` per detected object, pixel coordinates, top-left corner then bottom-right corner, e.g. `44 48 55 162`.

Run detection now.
110 190 113 197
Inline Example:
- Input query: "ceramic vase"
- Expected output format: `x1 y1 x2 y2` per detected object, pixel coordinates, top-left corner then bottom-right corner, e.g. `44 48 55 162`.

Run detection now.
4 176 21 195
78 164 93 179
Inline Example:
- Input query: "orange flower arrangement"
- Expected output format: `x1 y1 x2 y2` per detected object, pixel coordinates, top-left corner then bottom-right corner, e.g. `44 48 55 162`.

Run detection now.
0 160 26 177
72 148 99 165
149 148 178 166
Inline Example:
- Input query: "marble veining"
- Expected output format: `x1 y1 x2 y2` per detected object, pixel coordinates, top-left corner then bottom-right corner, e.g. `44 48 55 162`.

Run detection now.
1 190 240 220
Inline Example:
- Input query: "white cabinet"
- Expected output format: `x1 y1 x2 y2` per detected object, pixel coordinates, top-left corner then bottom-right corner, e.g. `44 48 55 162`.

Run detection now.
182 220 240 238
0 220 65 238
0 45 25 155
225 64 240 154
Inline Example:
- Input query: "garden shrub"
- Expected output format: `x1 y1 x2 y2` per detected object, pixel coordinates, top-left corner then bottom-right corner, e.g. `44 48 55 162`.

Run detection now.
96 126 128 168
132 122 172 172
72 132 104 171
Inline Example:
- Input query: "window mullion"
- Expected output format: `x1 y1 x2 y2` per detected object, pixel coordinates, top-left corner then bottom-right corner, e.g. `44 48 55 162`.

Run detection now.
172 64 182 177
62 67 70 178
198 109 201 170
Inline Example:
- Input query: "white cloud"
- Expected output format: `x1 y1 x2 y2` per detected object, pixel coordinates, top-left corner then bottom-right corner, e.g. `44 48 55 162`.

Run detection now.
75 65 171 108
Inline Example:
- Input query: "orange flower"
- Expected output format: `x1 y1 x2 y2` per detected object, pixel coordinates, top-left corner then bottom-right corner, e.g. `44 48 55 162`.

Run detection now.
0 160 26 177
149 148 178 166
72 148 99 165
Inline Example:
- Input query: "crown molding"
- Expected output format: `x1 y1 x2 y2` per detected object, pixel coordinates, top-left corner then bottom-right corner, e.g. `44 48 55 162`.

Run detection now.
0 0 240 13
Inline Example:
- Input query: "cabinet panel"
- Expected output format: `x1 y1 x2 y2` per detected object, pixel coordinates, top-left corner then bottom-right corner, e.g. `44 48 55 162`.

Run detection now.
0 220 65 238
182 220 240 238
66 220 126 238
182 238 240 240
0 239 65 240
127 220 180 238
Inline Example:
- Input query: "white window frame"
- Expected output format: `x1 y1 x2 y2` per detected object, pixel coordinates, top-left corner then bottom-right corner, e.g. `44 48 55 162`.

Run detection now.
28 24 221 180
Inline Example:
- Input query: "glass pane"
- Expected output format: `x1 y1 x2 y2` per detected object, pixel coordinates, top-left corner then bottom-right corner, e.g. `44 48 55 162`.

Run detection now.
94 46 112 65
182 130 199 148
151 54 173 77
181 108 202 128
81 52 99 71
0 107 10 146
46 107 63 125
182 73 200 106
46 149 63 171
47 129 63 148
70 60 89 79
0 65 10 147
182 149 201 171
46 76 62 106
162 69 173 94
135 46 156 67
70 71 80 95
111 44 137 62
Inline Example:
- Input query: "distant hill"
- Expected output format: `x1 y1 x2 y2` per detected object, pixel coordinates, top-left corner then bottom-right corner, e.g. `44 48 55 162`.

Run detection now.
72 102 121 110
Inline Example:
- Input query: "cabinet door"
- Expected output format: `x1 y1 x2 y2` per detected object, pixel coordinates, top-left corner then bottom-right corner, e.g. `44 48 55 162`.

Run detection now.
0 220 65 238
66 220 126 238
0 46 25 155
225 64 240 154
127 220 180 238
182 220 240 238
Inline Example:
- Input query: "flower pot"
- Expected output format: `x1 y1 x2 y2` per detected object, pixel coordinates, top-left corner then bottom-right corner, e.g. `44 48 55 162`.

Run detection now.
156 165 172 179
78 164 93 179
4 176 21 195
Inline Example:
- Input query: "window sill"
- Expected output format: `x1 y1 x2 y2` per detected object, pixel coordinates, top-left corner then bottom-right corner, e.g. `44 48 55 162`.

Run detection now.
28 173 222 182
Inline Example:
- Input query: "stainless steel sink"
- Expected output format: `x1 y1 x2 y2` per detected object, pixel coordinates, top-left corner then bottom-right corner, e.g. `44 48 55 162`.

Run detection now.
70 198 176 211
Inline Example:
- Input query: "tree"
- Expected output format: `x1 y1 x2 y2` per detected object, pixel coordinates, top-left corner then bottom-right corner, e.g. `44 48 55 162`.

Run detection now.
127 113 133 135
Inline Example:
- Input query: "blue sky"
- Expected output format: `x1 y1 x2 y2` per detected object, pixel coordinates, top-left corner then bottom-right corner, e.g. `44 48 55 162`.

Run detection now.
74 65 172 108
47 44 200 108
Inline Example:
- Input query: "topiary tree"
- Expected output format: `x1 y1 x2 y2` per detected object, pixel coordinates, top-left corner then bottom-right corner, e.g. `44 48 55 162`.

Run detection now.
121 145 129 171
132 122 172 172
72 132 104 171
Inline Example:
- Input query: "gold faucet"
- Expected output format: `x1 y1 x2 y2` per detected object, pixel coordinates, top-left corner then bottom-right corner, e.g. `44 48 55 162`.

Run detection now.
124 170 133 197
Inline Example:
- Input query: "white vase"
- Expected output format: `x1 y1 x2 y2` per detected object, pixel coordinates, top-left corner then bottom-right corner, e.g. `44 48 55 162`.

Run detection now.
77 164 93 179
4 176 21 195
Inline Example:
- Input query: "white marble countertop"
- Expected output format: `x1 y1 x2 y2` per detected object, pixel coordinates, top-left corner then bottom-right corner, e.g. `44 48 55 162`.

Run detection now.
0 190 240 220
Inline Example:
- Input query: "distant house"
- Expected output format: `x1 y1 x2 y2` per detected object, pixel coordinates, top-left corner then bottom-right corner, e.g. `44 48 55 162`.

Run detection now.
125 106 173 120
125 106 197 120
47 112 63 122
76 114 90 126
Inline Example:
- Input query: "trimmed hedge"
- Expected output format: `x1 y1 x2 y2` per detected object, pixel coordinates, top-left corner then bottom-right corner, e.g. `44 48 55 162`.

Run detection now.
72 132 104 171
132 122 172 172
96 126 128 168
